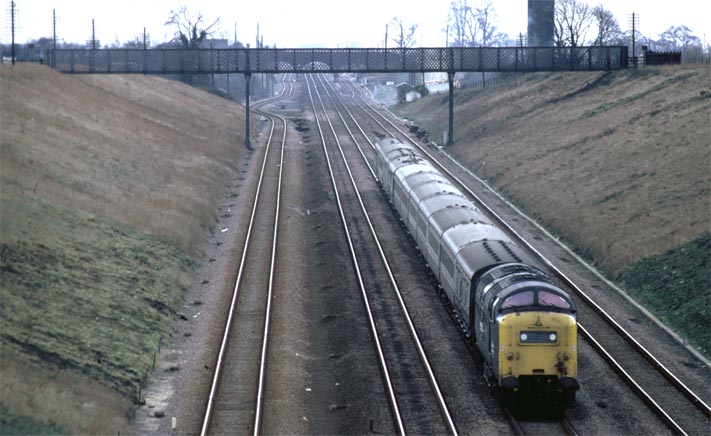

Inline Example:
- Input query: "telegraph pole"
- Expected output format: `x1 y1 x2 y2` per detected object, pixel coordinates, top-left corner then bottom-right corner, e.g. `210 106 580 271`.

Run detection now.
629 13 639 67
53 9 57 50
447 71 455 145
245 43 253 150
10 0 16 65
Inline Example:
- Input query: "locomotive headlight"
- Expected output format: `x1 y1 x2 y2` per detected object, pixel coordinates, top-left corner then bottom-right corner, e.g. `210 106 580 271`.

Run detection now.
549 333 557 342
520 333 528 341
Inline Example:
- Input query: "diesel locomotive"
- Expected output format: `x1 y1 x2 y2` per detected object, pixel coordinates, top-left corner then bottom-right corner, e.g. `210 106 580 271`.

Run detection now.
374 138 579 407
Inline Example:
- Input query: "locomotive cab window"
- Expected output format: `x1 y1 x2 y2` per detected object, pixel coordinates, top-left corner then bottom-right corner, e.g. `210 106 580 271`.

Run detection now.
497 288 575 315
538 290 571 309
501 291 534 309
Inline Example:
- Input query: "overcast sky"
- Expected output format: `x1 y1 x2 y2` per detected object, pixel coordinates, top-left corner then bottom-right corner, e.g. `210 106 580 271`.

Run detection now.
3 0 710 48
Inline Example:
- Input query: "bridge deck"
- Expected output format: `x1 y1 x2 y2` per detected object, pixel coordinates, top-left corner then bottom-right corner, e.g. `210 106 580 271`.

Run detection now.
48 46 628 74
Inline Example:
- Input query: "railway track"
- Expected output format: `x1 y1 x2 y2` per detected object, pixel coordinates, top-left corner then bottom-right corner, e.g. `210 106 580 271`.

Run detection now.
306 74 458 435
196 72 706 435
504 407 580 436
320 75 579 435
200 75 292 436
340 76 710 435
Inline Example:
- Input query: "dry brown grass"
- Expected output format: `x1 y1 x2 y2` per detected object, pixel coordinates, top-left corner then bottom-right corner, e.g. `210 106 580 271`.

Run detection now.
1 64 250 433
397 65 711 276
1 355 132 434
1 64 246 256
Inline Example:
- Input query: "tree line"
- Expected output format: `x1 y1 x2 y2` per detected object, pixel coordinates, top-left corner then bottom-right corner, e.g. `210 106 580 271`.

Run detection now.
1 1 708 64
434 0 706 63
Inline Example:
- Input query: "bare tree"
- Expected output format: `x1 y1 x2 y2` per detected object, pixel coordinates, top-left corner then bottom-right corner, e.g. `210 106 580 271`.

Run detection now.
591 5 622 46
476 0 496 46
390 16 419 48
657 25 704 62
447 0 475 47
554 0 593 47
165 6 220 48
658 25 702 50
447 0 509 47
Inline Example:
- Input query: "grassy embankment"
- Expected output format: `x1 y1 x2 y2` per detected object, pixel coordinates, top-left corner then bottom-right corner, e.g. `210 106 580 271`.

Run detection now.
0 64 247 434
392 65 710 357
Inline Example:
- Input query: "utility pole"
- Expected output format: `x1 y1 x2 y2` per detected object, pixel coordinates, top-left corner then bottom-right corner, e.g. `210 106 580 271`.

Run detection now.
384 24 388 49
629 13 639 67
53 9 57 50
245 43 253 150
10 0 16 65
447 69 455 146
90 18 96 72
143 27 148 49
260 35 265 94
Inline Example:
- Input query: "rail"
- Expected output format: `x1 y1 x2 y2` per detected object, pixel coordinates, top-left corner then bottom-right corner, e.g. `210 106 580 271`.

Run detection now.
346 80 710 435
199 76 291 436
311 74 459 434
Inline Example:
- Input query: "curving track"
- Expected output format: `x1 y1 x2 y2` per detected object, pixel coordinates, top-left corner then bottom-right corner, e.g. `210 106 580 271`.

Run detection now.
306 74 459 435
339 75 710 435
200 75 292 436
195 72 708 436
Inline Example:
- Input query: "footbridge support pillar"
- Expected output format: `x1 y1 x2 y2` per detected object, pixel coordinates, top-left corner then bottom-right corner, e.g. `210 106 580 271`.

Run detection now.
245 72 253 150
447 71 455 146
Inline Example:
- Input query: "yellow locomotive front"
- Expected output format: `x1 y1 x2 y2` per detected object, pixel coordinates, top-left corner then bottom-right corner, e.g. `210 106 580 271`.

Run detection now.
497 311 578 408
473 263 579 409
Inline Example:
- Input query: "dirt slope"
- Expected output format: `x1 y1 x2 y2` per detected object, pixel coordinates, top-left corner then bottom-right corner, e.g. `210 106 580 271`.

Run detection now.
396 65 710 277
0 64 248 434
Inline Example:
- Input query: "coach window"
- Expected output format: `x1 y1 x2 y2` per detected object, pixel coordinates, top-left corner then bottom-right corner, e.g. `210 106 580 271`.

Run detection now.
428 228 438 250
418 211 427 234
441 251 455 277
394 182 404 200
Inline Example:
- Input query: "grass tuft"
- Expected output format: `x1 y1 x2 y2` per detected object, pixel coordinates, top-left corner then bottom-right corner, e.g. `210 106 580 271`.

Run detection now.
0 405 69 436
0 64 248 432
619 233 711 358
580 71 698 119
0 190 195 398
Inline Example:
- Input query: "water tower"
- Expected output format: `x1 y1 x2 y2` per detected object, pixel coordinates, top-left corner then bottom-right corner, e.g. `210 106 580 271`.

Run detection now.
528 0 554 46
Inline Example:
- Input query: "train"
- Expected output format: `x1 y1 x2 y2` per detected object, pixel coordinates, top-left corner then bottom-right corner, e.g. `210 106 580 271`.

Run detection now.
374 137 579 408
